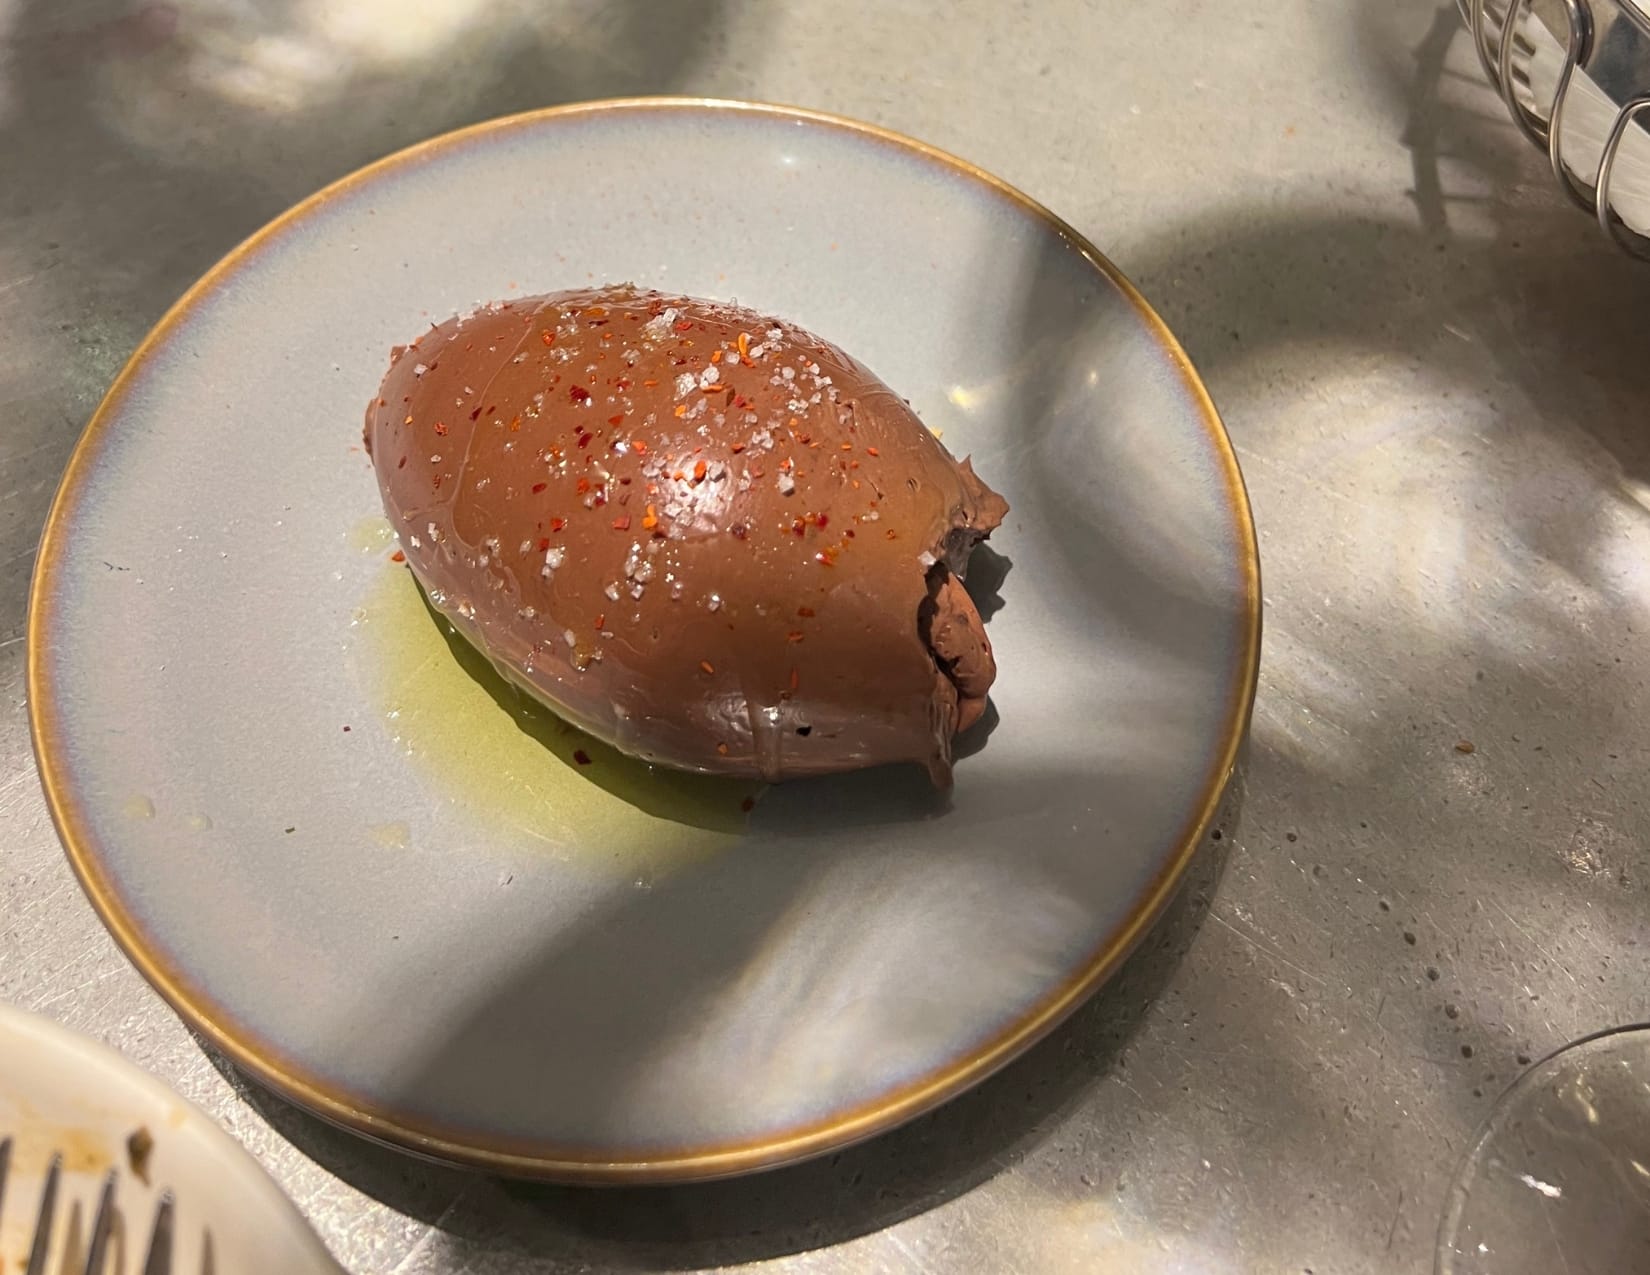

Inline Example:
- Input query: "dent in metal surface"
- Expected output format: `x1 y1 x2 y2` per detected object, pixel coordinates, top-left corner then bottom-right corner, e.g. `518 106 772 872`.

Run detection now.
3 1 1650 1272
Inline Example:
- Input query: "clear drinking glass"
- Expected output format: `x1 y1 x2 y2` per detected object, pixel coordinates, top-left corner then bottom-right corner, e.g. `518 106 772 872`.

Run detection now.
1436 1025 1650 1273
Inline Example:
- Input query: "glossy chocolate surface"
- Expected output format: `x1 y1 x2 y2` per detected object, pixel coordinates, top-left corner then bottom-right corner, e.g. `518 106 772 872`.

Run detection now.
364 286 1006 783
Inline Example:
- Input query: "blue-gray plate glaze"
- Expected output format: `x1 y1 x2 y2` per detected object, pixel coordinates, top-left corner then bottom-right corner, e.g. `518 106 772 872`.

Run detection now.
30 100 1259 1181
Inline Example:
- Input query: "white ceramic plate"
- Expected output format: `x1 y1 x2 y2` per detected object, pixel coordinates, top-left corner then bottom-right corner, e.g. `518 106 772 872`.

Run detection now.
0 1002 338 1272
30 100 1259 1182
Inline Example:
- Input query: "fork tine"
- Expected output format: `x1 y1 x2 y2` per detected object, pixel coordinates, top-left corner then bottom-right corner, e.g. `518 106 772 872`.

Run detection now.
0 1136 11 1217
82 1169 118 1275
24 1153 61 1275
141 1191 174 1275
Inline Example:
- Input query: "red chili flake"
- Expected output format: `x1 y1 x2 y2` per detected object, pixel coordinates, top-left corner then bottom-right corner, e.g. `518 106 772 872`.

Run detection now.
550 517 566 532
577 431 593 449
866 446 880 457
730 441 746 454
575 478 591 494
608 414 624 426
390 550 406 562
781 457 793 472
432 474 444 490
711 350 723 364
593 490 607 507
538 537 551 551
573 749 592 765
540 329 555 346
789 667 800 691
839 442 853 451
642 505 659 530
632 439 648 454
716 742 729 756
468 406 483 421
814 512 829 528
611 515 631 531
509 415 522 432
586 305 608 319
740 796 755 812
342 725 351 731
531 481 547 493
815 548 837 566
674 319 695 332
700 660 716 675
734 394 749 410
737 332 753 365
844 528 855 538
403 414 414 425
433 421 449 436
693 459 707 482
614 378 632 391
397 456 407 469
797 606 815 618
791 518 807 536
885 528 898 540
673 405 688 418
787 631 804 642
643 378 659 388
569 386 591 404
850 460 860 470
593 613 605 629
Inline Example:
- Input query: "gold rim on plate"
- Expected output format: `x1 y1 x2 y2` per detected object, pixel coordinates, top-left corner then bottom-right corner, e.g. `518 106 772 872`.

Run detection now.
28 97 1262 1183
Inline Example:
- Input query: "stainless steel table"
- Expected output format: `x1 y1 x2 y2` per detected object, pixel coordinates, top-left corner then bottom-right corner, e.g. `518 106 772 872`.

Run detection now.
4 2 1647 1271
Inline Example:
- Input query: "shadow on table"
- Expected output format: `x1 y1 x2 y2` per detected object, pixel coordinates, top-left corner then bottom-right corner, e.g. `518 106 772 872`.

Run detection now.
1135 2 1650 493
205 770 1242 1269
0 0 754 633
1065 2 1650 1244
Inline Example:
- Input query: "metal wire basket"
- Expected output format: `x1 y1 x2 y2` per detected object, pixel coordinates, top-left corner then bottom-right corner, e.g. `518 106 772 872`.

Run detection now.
1460 0 1650 255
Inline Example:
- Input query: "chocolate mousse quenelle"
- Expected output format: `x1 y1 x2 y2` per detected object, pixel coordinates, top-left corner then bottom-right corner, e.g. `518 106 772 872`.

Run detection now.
362 286 1008 786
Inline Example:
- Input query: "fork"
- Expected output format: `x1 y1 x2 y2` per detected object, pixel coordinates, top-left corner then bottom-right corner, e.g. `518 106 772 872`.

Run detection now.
0 1136 174 1275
